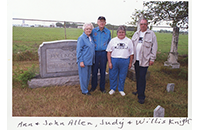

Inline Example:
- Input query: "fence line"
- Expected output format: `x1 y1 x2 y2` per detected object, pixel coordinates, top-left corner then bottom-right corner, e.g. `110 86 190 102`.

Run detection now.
13 18 82 39
13 18 182 39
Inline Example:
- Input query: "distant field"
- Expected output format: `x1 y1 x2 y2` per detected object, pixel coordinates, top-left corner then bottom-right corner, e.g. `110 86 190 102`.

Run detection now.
13 27 188 55
13 27 83 54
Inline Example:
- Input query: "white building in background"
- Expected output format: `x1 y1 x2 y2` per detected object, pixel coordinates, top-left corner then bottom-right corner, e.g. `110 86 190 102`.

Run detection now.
34 24 40 27
22 24 29 27
77 26 83 29
21 20 28 27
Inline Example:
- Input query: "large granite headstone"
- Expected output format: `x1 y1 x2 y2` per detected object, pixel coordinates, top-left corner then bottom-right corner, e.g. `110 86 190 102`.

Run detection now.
28 40 80 88
38 40 78 78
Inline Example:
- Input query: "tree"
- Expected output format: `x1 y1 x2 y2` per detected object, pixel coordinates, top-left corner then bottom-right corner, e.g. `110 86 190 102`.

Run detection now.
131 1 188 28
131 1 188 68
56 22 64 28
64 22 71 28
70 23 77 28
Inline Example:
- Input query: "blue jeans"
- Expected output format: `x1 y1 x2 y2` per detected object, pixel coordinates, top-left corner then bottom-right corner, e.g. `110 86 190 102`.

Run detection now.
109 57 129 91
78 63 91 94
134 60 148 100
91 51 107 91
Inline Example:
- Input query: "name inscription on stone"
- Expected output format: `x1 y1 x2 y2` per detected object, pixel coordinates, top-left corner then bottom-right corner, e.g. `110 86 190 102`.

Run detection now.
38 40 78 78
46 48 77 73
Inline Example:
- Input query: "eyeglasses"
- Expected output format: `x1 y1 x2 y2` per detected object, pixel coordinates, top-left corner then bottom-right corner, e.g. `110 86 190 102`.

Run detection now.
140 23 147 25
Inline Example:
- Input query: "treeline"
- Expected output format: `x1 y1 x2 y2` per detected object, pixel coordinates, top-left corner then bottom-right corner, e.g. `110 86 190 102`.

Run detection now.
157 29 188 34
55 22 136 31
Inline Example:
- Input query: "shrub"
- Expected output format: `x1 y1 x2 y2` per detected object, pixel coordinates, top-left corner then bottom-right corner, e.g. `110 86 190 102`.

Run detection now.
14 64 39 88
13 50 38 61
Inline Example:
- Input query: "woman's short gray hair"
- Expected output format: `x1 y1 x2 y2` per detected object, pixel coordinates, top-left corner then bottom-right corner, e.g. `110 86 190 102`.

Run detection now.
82 23 94 30
117 25 126 34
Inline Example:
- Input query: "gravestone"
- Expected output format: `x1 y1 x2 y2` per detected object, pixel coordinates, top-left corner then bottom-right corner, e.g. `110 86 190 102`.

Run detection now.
38 40 78 78
166 83 175 92
164 27 180 69
153 105 165 117
127 66 150 81
28 40 109 88
28 40 80 88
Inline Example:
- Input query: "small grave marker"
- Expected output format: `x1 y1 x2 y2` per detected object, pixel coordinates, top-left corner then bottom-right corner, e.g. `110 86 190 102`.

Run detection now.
153 105 165 117
166 83 175 92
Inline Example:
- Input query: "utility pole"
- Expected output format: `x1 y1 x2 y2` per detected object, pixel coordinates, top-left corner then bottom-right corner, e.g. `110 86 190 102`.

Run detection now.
112 25 114 38
64 21 67 39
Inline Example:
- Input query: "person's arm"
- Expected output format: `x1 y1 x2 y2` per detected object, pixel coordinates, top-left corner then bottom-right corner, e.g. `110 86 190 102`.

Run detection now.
76 37 85 68
106 38 113 69
128 38 134 69
107 52 112 69
80 62 85 67
149 32 158 66
129 55 134 69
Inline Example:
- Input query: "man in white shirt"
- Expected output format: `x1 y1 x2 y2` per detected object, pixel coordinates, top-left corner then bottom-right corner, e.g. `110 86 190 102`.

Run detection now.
131 18 158 104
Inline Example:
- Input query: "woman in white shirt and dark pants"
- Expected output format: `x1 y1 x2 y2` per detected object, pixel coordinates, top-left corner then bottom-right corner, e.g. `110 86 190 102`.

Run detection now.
106 26 134 96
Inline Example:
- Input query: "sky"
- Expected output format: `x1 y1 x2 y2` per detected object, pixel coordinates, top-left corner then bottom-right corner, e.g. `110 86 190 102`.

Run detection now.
10 0 143 26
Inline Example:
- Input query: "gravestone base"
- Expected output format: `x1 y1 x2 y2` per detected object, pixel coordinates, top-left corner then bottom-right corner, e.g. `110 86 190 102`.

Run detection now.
126 67 150 81
28 72 109 89
164 52 180 69
164 61 180 69
28 75 80 89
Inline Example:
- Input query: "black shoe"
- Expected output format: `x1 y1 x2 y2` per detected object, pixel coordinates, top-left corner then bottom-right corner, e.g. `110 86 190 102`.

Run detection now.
82 92 91 95
138 99 145 104
132 91 138 95
101 90 106 93
89 89 95 92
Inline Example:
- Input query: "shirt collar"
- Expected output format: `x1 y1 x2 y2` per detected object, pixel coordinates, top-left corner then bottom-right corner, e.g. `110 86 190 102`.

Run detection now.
97 26 105 32
83 32 90 38
136 29 150 35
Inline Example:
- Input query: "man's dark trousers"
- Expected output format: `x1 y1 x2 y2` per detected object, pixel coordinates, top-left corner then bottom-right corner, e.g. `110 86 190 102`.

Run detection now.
134 60 148 100
91 51 107 91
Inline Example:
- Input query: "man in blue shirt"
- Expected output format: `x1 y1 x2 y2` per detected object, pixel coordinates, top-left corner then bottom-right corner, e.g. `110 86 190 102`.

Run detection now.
90 16 111 93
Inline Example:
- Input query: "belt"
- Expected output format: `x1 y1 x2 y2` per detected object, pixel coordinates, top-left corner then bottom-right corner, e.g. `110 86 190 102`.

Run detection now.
95 50 106 52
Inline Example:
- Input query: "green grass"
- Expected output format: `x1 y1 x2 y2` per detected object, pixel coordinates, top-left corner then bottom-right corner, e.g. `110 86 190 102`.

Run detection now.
13 27 83 54
155 32 188 55
13 26 188 55
12 27 188 117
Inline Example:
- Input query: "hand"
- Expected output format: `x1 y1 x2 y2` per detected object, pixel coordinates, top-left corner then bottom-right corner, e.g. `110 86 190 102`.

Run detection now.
80 62 85 68
149 61 154 66
108 62 113 69
128 63 132 69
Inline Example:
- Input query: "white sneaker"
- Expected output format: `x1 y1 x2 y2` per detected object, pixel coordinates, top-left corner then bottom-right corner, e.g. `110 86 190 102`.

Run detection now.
109 89 115 95
119 91 126 96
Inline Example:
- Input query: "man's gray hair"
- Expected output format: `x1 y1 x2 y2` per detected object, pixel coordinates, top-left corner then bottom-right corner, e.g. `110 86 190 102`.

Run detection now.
139 17 148 24
117 25 126 34
82 23 94 30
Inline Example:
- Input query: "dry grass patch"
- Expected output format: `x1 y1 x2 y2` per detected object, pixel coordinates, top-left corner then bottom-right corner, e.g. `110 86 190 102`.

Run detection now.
12 60 188 117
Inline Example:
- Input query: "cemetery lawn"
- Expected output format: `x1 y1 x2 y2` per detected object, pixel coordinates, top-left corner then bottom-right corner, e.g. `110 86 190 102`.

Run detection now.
12 27 188 117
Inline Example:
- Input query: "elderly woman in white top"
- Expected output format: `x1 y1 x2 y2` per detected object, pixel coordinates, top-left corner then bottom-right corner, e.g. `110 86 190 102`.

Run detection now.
106 26 134 96
76 23 95 95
